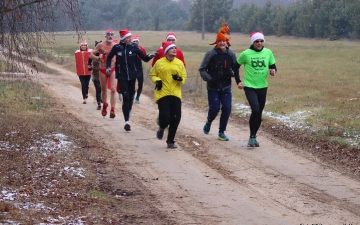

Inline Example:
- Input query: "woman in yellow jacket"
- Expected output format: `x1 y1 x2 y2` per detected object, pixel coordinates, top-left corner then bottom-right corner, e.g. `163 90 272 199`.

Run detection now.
150 42 187 149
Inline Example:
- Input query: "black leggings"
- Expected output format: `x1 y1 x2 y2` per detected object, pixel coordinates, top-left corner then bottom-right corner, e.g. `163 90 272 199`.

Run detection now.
244 87 267 137
135 75 143 100
92 79 102 104
79 75 91 100
158 96 182 144
118 79 136 121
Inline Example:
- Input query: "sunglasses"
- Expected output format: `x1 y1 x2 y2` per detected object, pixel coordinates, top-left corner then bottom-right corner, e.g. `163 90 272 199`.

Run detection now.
106 32 114 35
254 40 264 43
167 39 176 42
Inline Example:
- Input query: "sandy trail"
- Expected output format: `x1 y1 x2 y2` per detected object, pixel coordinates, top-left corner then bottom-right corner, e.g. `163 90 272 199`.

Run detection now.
38 61 360 224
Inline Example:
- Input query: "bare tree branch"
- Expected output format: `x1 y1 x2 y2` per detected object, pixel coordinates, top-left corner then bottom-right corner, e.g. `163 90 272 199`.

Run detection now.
0 0 83 72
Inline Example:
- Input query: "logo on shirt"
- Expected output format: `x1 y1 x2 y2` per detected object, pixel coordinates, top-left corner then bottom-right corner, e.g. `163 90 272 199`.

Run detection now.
117 52 122 56
251 60 266 68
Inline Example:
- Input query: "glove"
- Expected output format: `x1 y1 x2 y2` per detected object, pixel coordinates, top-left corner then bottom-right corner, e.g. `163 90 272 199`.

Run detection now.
88 65 92 71
172 74 183 81
155 80 162 90
106 67 111 75
225 70 234 77
147 52 159 59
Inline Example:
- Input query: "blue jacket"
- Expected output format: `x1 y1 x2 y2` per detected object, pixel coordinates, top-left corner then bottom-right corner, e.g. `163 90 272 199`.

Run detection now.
106 42 152 81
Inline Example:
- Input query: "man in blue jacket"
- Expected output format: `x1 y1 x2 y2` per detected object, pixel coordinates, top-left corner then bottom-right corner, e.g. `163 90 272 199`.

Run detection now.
199 30 241 141
106 29 157 131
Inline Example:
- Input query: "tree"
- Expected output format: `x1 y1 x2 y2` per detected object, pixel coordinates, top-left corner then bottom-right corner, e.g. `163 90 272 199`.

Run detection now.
0 0 82 70
187 0 234 33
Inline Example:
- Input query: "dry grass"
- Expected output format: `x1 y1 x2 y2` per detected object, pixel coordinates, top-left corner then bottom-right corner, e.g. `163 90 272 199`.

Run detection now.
0 75 170 223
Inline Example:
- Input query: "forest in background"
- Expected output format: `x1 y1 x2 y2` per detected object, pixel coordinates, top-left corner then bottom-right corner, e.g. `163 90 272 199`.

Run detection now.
78 0 360 40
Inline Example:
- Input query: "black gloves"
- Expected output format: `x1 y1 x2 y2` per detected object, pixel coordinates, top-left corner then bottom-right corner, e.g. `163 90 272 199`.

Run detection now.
147 52 159 59
172 74 183 81
155 80 162 90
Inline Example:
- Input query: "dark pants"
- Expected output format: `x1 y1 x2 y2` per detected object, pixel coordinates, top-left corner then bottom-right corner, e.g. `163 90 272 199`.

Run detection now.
158 96 182 144
79 75 91 100
118 79 136 121
135 75 143 100
207 88 232 133
244 87 267 137
92 79 102 104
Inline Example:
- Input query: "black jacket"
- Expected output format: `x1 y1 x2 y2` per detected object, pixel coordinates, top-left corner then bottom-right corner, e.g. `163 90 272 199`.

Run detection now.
106 42 152 81
199 47 241 91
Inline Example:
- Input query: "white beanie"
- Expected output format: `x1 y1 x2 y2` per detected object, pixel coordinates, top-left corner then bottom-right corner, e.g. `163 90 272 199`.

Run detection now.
250 32 265 44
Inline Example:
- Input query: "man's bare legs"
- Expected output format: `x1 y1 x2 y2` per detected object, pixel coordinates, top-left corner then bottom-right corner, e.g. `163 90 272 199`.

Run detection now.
99 71 116 117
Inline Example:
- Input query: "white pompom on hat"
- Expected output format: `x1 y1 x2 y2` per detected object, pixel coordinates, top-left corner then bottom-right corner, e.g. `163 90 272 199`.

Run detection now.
250 31 265 44
162 41 176 54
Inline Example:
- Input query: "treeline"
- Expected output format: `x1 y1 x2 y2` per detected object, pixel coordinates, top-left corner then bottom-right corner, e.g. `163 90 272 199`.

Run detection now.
80 0 190 31
80 0 360 40
227 0 360 40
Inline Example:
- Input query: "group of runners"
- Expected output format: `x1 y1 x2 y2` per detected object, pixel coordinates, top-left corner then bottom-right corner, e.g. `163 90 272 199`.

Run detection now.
75 25 277 148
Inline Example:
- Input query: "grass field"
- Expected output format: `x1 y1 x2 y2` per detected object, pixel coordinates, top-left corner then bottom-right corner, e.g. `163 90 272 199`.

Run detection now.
42 30 360 148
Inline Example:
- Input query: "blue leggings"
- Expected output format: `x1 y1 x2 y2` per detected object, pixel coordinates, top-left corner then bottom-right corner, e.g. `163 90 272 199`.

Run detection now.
244 87 267 137
207 88 232 133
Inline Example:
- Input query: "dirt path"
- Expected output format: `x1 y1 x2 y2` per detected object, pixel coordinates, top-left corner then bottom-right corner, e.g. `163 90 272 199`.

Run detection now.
38 62 360 225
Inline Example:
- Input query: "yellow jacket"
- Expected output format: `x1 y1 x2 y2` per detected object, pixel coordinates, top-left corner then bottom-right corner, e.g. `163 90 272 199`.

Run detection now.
150 57 187 103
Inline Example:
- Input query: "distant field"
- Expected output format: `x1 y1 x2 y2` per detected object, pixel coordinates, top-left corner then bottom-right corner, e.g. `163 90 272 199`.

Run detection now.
44 30 360 148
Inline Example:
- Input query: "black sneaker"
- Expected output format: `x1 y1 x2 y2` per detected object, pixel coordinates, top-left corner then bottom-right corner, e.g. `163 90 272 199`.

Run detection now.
157 128 164 140
124 123 131 131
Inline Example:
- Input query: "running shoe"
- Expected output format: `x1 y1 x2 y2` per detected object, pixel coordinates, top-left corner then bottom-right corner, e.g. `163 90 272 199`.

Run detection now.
97 104 101 110
124 123 131 131
167 141 177 149
110 110 115 118
203 119 212 134
247 137 260 147
218 132 229 141
83 99 87 104
156 128 164 140
135 98 140 104
102 102 108 116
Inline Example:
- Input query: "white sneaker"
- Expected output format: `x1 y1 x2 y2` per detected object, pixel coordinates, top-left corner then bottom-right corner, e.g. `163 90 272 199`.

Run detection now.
118 93 123 101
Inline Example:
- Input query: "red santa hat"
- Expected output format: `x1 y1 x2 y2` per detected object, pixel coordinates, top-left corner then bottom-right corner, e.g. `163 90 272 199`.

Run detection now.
80 40 87 46
250 31 265 44
105 29 114 35
162 41 176 54
119 29 132 41
166 32 177 41
132 35 140 42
